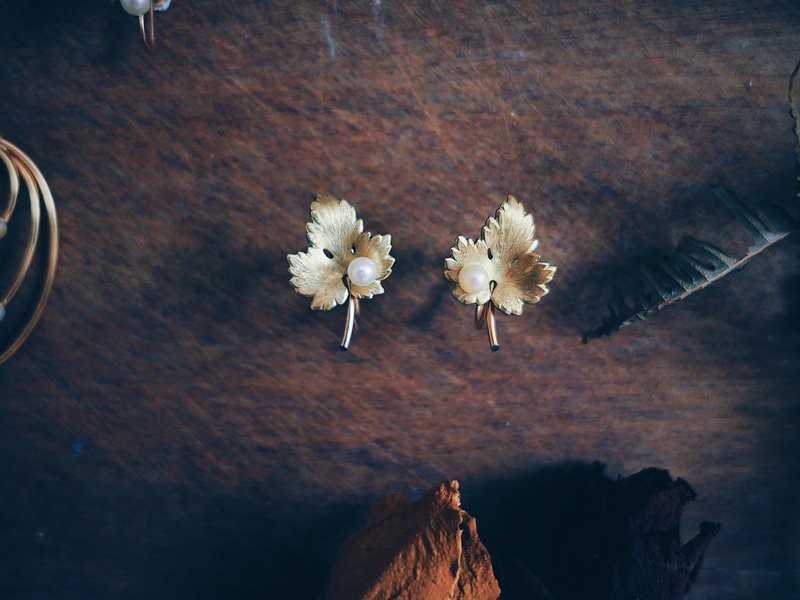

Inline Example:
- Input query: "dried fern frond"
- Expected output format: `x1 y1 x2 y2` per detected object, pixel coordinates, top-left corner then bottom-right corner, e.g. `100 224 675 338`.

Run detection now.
582 188 798 342
791 58 800 168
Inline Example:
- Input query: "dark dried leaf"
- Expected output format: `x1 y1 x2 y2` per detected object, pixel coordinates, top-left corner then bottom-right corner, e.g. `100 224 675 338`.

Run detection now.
583 189 797 342
790 58 800 167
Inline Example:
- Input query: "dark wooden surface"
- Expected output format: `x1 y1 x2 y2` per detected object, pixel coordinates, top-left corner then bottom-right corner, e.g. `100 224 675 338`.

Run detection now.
1 1 799 598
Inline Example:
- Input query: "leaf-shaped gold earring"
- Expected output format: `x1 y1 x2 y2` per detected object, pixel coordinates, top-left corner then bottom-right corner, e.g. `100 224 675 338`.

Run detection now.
444 196 556 351
288 195 395 351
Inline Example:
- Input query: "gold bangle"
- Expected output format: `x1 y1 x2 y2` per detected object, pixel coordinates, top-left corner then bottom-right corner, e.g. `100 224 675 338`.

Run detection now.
0 137 59 365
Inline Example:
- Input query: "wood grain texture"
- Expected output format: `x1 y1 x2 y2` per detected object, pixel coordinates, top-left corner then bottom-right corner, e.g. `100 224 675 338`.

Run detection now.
0 1 798 598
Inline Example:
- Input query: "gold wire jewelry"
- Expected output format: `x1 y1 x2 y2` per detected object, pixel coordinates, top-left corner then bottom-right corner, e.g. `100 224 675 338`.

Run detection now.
444 196 556 351
0 137 59 365
288 195 394 351
119 0 171 52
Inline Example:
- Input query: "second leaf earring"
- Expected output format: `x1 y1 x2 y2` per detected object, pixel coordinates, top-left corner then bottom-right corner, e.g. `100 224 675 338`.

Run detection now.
288 195 394 351
444 196 556 351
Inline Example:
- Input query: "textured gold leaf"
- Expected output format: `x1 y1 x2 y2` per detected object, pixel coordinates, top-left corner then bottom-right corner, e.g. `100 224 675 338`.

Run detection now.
306 195 364 256
287 249 348 310
491 253 556 316
482 195 538 263
288 195 394 310
445 196 556 315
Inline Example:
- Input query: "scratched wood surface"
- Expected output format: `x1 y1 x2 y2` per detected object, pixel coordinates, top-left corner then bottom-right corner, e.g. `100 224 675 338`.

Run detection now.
1 1 799 598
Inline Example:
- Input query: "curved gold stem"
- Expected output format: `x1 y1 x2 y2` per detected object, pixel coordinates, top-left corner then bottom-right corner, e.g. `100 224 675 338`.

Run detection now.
474 282 500 351
0 137 59 365
340 295 358 351
475 302 486 328
475 302 500 351
485 301 499 351
138 0 156 52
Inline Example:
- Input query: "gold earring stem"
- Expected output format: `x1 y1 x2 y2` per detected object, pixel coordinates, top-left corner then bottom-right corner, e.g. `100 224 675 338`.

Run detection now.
485 301 499 351
138 0 155 52
340 280 360 351
474 282 499 351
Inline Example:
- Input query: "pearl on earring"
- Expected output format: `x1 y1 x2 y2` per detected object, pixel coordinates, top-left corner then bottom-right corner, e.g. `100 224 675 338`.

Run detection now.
0 219 7 239
347 257 378 287
120 0 151 16
458 263 490 294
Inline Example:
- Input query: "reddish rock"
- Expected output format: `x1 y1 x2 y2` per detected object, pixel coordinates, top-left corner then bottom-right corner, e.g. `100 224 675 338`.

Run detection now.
325 481 500 600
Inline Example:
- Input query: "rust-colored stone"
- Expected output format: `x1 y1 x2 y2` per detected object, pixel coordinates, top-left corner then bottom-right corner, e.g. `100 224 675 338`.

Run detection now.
325 481 500 600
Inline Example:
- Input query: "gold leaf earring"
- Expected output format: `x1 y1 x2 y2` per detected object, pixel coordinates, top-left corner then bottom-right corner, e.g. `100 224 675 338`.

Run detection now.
444 196 556 351
288 195 394 351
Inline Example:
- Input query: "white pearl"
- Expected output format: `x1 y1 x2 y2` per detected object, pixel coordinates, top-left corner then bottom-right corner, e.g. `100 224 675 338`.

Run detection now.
458 263 490 294
0 303 5 322
348 256 378 287
120 0 151 16
0 219 6 239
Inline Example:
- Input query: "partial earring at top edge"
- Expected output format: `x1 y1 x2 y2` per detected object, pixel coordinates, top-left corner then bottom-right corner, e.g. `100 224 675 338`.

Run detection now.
120 0 172 52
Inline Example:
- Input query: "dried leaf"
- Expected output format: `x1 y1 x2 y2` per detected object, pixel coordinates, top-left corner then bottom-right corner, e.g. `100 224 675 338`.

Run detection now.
480 464 719 600
790 58 800 168
609 470 721 600
583 188 797 342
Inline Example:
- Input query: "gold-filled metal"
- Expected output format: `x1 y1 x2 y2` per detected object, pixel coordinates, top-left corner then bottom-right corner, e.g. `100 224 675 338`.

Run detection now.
445 196 556 350
139 2 156 52
288 195 394 350
0 136 59 365
475 283 499 351
126 0 171 52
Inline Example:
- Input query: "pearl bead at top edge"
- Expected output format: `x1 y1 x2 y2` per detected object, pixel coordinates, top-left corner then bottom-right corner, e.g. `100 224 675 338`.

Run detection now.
120 0 151 16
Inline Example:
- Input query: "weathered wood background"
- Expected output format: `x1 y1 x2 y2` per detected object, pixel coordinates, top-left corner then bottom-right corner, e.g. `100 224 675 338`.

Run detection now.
1 1 799 598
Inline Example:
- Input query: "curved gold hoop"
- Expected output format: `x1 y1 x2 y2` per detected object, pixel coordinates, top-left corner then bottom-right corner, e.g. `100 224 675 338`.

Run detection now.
0 137 59 365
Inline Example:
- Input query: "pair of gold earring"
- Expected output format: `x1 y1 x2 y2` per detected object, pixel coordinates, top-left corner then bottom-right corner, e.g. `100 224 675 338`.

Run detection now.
287 195 557 351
